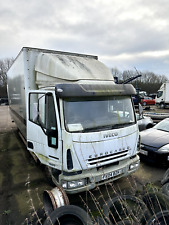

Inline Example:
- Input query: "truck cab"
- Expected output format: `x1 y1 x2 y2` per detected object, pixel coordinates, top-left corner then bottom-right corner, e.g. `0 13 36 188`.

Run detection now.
27 81 140 194
155 82 169 109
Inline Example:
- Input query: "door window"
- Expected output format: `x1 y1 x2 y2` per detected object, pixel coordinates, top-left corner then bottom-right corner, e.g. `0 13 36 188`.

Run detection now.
29 93 58 148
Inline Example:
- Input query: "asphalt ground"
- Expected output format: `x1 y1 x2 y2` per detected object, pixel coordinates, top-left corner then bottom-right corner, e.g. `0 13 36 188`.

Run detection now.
0 106 167 225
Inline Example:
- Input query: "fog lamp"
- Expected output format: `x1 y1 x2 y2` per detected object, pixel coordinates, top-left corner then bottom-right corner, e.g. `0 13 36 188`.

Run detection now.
62 179 86 189
129 161 140 170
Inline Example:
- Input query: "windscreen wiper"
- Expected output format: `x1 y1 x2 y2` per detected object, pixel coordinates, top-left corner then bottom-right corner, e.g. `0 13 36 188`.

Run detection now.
82 122 135 132
82 125 112 132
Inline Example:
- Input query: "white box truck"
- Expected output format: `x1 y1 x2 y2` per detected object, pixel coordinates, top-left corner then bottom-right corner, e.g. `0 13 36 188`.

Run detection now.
155 82 169 108
7 47 140 194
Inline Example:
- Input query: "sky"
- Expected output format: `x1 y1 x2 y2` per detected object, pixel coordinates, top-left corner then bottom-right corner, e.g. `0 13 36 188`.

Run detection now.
1 0 169 78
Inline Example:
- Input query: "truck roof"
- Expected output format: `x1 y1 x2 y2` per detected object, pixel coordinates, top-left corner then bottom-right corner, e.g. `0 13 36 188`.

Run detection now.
34 50 114 87
8 47 115 90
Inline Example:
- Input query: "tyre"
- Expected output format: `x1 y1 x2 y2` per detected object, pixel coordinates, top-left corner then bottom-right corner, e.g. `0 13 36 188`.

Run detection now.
147 210 169 225
161 168 169 185
142 101 147 106
142 192 169 215
103 195 151 225
162 182 169 197
43 205 93 225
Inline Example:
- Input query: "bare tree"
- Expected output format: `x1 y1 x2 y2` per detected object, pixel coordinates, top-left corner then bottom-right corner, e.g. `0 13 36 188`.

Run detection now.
0 58 14 97
111 67 168 94
137 71 168 94
111 67 121 77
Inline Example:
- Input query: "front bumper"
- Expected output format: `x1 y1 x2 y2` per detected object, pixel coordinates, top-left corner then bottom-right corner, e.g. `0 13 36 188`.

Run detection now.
59 155 140 194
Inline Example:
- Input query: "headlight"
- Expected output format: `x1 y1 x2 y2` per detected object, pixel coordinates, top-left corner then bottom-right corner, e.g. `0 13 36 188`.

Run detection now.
158 144 169 153
61 179 86 189
129 161 140 170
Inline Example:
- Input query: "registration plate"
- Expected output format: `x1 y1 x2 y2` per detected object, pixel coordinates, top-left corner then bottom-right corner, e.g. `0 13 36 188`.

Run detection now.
101 169 123 180
140 149 148 156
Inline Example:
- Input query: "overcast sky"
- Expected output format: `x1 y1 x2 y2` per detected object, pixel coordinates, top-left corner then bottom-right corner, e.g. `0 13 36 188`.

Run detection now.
1 0 169 78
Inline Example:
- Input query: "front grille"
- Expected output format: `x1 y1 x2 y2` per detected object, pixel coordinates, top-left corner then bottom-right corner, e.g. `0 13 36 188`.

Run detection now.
87 150 129 166
97 161 119 171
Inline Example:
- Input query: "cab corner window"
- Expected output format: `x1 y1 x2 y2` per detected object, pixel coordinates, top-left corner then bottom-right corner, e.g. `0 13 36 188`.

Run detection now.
29 93 45 126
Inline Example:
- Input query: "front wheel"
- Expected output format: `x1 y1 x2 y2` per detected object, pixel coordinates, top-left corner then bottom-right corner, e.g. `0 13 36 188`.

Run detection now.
142 101 147 106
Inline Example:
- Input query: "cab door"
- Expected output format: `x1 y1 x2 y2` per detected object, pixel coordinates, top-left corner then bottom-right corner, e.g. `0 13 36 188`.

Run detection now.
27 91 62 170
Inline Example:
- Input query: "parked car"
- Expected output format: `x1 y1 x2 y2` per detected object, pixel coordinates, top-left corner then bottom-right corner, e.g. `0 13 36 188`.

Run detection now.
136 114 154 131
140 118 169 166
141 97 155 106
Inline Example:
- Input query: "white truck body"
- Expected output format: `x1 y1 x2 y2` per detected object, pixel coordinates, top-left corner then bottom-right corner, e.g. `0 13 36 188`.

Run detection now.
7 47 140 194
155 82 169 108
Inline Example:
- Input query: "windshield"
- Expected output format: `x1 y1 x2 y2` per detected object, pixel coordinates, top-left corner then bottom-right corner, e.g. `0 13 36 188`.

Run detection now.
157 91 163 98
63 96 135 132
154 119 169 132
